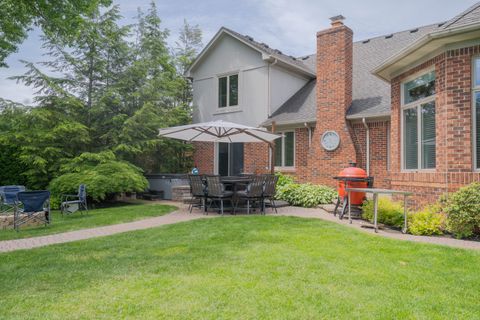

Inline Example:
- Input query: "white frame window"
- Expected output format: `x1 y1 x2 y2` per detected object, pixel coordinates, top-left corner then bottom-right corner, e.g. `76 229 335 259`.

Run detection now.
473 57 480 170
218 73 239 108
274 131 295 168
401 70 436 171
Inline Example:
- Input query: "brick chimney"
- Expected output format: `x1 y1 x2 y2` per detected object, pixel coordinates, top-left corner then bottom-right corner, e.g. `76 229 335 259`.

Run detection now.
306 15 357 186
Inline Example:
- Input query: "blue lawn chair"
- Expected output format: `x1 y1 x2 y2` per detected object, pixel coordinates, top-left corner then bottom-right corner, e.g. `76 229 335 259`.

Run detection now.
14 190 51 231
0 185 26 215
60 184 88 215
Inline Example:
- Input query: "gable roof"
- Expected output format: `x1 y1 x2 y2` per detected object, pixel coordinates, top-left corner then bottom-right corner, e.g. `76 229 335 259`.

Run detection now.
374 3 480 81
443 2 480 29
348 23 441 119
265 22 441 123
186 27 315 77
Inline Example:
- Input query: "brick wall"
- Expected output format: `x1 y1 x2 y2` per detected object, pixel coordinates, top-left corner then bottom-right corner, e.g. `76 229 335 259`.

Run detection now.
351 121 391 189
244 142 270 174
193 142 214 174
390 45 480 208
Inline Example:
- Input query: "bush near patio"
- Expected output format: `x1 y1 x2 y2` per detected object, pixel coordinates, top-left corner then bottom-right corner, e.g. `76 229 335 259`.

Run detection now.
444 182 480 239
362 197 405 229
275 173 336 208
362 198 446 235
408 205 445 236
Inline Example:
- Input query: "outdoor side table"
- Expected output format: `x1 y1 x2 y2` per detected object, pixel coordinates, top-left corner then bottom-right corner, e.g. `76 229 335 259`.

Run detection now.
345 188 413 233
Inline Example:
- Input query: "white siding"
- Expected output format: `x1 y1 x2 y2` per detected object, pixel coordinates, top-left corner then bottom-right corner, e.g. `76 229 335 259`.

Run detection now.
191 34 269 127
190 32 314 127
269 65 309 114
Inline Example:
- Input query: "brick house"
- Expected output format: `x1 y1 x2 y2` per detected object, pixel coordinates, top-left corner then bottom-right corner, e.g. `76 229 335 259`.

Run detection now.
187 3 480 207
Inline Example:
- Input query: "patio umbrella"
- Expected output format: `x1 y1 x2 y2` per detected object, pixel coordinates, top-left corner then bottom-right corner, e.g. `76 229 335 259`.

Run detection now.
158 120 281 173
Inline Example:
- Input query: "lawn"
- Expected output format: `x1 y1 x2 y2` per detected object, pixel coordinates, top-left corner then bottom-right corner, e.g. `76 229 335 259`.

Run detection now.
0 202 177 241
1 216 479 319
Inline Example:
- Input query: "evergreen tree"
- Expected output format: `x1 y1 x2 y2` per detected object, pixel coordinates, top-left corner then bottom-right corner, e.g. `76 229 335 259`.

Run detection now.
174 20 203 109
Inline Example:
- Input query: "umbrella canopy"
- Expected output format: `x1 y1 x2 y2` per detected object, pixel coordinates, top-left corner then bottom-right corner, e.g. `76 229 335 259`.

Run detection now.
158 120 280 144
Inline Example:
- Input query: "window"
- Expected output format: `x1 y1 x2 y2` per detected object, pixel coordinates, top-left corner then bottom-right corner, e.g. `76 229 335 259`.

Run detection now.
218 74 238 108
275 131 294 167
402 71 436 170
474 58 480 169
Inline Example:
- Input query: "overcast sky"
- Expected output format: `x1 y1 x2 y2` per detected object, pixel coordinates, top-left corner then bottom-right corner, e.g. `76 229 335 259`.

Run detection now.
1 0 477 104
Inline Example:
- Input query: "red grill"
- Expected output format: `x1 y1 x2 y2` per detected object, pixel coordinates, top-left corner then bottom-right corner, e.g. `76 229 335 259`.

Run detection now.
333 163 374 218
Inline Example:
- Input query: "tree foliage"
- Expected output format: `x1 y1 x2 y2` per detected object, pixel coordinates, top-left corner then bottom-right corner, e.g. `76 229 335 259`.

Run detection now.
0 0 111 67
0 1 202 200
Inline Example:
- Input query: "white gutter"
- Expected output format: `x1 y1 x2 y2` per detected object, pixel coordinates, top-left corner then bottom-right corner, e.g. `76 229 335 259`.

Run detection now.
362 118 370 176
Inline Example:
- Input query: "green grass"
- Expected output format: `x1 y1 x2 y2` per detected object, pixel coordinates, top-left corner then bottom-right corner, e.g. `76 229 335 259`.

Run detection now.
0 202 177 241
1 216 479 319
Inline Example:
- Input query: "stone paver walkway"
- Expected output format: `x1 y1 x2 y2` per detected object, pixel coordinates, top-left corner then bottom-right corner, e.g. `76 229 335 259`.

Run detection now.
0 203 208 253
1 201 480 252
274 206 480 251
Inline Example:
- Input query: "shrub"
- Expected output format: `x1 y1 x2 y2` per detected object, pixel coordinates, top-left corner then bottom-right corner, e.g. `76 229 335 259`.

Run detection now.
408 205 445 236
362 197 405 228
275 172 295 187
444 183 480 239
49 151 148 204
276 182 336 208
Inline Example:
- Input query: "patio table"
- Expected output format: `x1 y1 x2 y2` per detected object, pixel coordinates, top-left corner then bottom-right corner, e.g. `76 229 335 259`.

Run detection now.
345 188 412 233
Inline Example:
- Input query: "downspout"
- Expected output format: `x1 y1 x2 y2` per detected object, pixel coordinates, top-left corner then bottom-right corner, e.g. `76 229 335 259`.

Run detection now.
267 58 278 117
270 121 276 174
304 122 311 147
362 118 370 176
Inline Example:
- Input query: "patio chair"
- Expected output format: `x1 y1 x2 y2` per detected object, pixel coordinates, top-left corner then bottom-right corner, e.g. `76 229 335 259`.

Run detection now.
60 184 88 215
14 190 50 231
0 185 26 215
234 175 265 215
205 175 233 215
188 174 206 213
262 174 279 213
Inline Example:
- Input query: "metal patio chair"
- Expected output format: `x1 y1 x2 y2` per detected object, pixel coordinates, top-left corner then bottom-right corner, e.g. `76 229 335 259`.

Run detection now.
234 175 265 215
188 174 206 213
262 174 279 213
0 185 26 215
205 175 233 215
14 190 50 231
60 184 88 215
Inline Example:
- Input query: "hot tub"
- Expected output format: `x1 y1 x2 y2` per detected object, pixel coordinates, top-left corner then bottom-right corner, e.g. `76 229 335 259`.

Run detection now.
145 174 189 200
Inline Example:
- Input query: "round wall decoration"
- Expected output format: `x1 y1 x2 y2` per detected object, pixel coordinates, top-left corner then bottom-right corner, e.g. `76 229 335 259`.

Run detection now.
321 131 340 151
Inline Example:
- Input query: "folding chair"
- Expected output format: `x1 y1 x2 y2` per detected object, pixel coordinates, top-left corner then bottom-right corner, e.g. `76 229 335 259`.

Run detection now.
14 190 51 231
60 184 88 215
0 185 26 215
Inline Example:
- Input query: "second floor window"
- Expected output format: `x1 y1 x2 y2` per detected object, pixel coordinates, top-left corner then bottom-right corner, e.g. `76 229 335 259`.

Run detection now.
402 71 436 170
218 74 238 108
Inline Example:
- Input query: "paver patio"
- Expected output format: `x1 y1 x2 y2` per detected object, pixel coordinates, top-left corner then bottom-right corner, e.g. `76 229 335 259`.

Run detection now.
1 201 479 252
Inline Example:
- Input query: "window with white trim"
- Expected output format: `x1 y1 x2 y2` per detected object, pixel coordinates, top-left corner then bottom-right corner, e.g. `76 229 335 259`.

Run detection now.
474 58 480 169
218 74 238 108
402 71 436 170
274 131 294 167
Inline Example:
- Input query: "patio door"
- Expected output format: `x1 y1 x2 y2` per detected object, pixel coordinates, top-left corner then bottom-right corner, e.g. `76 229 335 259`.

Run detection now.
218 142 244 176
